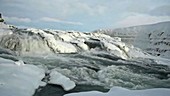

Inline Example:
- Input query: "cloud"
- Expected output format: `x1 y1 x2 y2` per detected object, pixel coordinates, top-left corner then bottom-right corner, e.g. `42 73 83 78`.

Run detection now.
117 13 170 27
1 0 170 31
72 2 107 16
0 0 107 17
149 5 170 16
40 17 83 25
4 16 31 23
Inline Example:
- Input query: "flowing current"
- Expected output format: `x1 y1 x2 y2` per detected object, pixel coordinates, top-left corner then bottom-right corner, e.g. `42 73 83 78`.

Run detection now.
1 47 170 96
17 51 170 96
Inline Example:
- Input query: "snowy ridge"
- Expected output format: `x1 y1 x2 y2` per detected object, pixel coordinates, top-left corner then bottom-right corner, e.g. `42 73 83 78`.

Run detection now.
95 21 170 59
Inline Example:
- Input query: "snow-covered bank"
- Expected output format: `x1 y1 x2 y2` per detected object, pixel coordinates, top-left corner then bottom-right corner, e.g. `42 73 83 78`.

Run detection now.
64 87 170 96
0 58 45 96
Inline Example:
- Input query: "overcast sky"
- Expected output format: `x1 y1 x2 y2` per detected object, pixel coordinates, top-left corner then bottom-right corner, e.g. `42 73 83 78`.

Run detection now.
0 0 170 31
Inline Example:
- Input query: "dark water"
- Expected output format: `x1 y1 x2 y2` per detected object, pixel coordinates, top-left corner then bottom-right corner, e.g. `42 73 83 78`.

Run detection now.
34 84 109 96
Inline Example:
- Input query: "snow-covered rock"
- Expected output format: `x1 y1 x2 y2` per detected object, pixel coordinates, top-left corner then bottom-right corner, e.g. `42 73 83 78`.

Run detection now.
1 22 163 60
101 40 128 59
0 57 45 96
64 86 170 96
76 42 89 50
96 21 170 59
48 69 76 91
0 23 145 60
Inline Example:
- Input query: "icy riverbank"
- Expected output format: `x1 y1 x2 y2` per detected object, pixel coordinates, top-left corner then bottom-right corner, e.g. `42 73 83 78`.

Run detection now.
65 87 170 96
0 57 45 96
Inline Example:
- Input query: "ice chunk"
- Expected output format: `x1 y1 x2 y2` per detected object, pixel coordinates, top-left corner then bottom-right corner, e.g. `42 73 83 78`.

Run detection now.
39 81 47 87
48 70 76 91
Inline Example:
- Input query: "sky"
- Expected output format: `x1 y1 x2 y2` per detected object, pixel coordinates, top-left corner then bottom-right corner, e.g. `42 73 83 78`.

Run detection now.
0 0 170 32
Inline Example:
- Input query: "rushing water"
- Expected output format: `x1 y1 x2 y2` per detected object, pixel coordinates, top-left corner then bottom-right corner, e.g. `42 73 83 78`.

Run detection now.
34 84 109 96
22 51 170 86
1 50 170 96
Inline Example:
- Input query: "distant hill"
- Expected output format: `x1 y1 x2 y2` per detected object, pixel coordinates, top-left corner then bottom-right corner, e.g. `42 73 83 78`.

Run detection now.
95 21 170 59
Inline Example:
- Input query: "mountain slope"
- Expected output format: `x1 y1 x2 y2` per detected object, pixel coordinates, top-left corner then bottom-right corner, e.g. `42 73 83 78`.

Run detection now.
95 21 170 59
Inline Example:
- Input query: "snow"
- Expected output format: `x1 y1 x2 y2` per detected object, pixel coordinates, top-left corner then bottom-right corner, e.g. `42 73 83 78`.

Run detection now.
77 42 89 50
26 29 77 53
48 69 76 91
0 57 45 96
52 41 77 53
97 21 170 59
21 38 52 55
101 41 128 59
127 47 151 58
64 86 170 96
